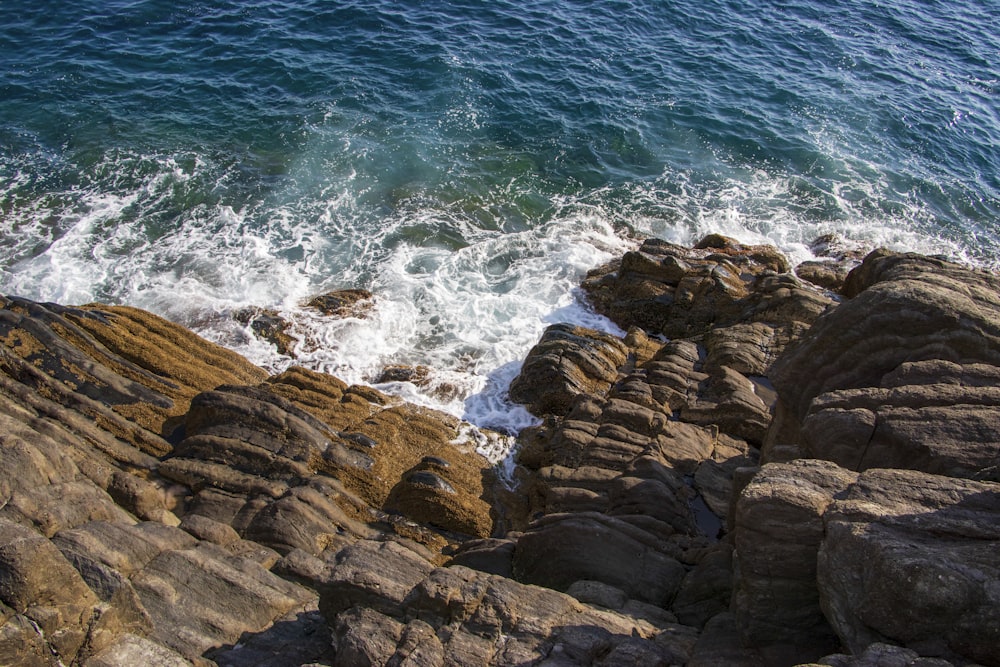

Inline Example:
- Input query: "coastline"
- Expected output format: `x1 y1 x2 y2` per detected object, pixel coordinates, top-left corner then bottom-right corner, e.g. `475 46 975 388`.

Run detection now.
0 235 997 666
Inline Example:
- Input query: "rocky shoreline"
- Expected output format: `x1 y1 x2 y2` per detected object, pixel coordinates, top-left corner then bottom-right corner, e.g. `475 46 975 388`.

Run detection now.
0 235 997 666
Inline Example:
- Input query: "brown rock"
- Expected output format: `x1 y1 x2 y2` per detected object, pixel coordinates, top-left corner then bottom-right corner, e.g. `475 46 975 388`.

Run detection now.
509 323 628 417
732 460 858 662
512 512 687 606
305 288 374 318
818 469 1000 666
769 250 1000 478
233 306 296 357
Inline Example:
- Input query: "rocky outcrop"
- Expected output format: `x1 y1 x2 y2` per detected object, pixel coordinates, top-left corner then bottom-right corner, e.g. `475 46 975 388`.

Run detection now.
501 236 836 652
731 249 1000 666
766 250 1000 478
3 236 998 666
316 537 700 666
733 462 1000 667
0 295 493 665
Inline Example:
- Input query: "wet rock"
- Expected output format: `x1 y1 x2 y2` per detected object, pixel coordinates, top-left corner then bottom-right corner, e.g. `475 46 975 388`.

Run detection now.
305 288 374 318
373 364 432 385
233 306 296 357
509 323 629 417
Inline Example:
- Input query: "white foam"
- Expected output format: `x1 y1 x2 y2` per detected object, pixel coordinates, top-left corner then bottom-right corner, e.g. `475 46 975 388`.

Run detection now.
1 144 993 466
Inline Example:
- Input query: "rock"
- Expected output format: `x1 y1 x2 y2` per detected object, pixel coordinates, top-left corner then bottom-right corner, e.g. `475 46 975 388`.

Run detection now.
672 544 735 629
0 518 105 665
769 250 1000 478
581 236 828 342
373 364 432 385
331 606 405 666
818 469 1000 666
795 260 850 292
318 554 700 667
810 642 958 667
688 612 764 667
446 538 515 577
384 456 492 537
512 512 687 607
732 460 858 662
305 288 374 318
84 633 193 667
509 323 629 417
129 541 314 660
232 306 296 357
318 540 434 619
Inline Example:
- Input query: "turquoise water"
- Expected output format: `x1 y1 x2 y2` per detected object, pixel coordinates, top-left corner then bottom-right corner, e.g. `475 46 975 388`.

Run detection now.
1 0 998 435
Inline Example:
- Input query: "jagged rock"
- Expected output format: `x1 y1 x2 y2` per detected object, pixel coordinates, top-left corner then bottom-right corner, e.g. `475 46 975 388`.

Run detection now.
317 540 700 666
768 250 1000 478
305 288 374 318
581 236 827 343
509 323 629 417
233 306 296 357
818 469 1000 666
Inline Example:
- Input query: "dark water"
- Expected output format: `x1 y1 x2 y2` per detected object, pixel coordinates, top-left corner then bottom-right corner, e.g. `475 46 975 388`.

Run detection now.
1 0 998 434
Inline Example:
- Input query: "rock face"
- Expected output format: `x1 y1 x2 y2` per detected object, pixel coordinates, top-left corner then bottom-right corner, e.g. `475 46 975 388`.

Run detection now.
2 236 998 666
767 250 1000 478
730 249 1000 666
0 295 492 665
501 236 838 664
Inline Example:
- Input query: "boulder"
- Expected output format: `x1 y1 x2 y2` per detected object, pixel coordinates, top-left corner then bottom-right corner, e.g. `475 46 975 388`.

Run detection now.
769 250 1000 477
818 469 1000 666
509 323 628 417
232 306 296 357
305 288 374 318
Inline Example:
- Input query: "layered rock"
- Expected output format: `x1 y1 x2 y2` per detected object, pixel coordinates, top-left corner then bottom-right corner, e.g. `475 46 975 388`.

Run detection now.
316 537 700 666
766 250 1000 478
732 249 1000 666
502 236 836 650
733 462 1000 667
3 236 999 666
0 295 494 665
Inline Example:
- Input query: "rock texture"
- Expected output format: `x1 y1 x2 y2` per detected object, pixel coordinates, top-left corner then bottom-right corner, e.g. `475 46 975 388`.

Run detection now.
2 236 998 666
767 250 1000 478
731 249 1000 666
0 295 492 665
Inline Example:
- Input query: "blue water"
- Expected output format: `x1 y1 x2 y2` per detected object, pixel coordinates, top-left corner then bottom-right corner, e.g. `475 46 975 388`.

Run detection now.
1 0 998 439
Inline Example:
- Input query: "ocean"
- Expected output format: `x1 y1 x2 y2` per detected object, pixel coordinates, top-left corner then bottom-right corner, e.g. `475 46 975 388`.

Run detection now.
1 0 998 449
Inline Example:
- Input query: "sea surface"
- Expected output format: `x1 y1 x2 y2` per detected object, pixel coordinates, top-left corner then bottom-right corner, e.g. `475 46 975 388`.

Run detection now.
2 0 998 453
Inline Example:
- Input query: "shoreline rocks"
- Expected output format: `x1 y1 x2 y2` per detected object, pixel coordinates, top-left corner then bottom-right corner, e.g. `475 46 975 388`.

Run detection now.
1 234 998 665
